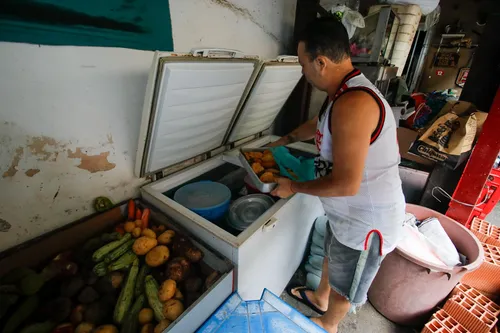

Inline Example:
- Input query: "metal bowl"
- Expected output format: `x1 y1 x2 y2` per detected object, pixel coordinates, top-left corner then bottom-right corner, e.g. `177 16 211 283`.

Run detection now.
227 194 274 231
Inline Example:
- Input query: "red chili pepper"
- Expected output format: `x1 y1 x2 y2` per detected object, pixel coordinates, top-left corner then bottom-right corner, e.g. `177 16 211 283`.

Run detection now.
127 200 135 221
142 208 150 229
136 208 142 221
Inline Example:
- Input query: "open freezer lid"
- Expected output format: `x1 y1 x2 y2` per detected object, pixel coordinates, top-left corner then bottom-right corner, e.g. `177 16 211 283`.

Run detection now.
226 57 303 144
135 50 259 178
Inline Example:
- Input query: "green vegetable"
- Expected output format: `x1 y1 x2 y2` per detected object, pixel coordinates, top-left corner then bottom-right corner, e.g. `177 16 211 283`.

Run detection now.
1 267 36 284
134 264 150 297
93 262 108 277
94 196 113 212
92 233 131 262
0 294 19 320
121 294 145 333
19 321 55 333
113 258 139 324
144 275 165 322
19 273 45 295
107 251 136 272
101 232 122 243
104 239 134 263
3 295 39 333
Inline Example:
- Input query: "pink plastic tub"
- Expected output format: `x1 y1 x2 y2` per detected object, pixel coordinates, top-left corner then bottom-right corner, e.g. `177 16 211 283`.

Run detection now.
368 204 484 326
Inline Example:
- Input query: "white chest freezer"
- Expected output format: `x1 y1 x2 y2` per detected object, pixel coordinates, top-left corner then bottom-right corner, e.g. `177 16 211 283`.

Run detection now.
135 49 325 300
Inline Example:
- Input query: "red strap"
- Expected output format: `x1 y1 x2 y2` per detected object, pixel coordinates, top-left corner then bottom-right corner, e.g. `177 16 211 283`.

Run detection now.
364 229 384 256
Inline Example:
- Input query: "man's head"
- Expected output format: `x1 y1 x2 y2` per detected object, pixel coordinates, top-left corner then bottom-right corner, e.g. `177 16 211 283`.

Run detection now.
297 17 351 91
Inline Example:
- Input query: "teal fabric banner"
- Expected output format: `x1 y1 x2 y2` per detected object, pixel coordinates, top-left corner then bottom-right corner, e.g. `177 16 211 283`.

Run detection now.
0 0 173 51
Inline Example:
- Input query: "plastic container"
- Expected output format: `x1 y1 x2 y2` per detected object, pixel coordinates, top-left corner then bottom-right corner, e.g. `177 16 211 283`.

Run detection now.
197 289 325 333
368 204 484 326
174 181 231 221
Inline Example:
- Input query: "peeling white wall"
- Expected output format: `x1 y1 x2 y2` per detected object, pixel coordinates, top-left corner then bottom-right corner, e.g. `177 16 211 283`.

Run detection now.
0 0 296 251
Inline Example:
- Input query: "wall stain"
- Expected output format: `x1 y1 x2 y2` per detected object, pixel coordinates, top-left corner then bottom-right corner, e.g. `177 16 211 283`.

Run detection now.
67 148 116 173
209 0 280 42
27 135 64 161
2 147 24 178
0 218 11 232
107 134 114 145
25 169 40 177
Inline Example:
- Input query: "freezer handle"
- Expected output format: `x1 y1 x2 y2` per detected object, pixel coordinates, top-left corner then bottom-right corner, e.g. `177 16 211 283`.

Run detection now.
191 48 246 58
262 217 278 232
276 55 298 63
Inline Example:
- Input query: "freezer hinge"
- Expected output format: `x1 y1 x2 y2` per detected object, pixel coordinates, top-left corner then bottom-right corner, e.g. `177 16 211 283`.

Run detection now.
151 145 232 180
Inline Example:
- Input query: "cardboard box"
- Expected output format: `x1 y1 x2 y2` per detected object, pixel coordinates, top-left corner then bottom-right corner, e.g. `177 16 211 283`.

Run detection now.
397 127 435 167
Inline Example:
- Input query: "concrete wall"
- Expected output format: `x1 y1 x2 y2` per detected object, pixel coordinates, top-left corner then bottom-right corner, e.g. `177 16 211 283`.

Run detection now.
0 0 296 251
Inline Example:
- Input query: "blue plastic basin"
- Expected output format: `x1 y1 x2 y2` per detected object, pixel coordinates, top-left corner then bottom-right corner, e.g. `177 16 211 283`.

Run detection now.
174 181 231 221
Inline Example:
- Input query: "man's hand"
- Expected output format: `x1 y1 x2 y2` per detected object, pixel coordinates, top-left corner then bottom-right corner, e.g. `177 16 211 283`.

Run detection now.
271 177 295 198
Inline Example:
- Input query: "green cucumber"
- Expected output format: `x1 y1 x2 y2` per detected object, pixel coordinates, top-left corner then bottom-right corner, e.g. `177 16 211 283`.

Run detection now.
113 258 139 324
104 239 134 263
92 233 131 262
134 264 150 297
121 293 145 333
144 275 165 322
0 294 19 320
19 321 55 333
107 251 137 272
93 261 108 277
3 295 39 333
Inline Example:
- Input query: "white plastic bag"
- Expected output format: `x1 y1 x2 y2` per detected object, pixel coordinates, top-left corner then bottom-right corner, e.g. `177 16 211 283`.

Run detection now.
418 217 460 266
330 5 365 38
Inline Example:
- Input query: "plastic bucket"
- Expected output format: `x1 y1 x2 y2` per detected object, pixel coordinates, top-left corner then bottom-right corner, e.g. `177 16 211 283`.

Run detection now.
174 181 231 221
368 204 484 326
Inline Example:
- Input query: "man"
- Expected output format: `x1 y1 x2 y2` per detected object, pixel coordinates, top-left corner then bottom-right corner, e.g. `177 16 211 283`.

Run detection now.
269 17 405 333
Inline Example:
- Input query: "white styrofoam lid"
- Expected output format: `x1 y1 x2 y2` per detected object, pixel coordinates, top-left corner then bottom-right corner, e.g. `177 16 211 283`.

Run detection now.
228 62 303 143
138 56 257 176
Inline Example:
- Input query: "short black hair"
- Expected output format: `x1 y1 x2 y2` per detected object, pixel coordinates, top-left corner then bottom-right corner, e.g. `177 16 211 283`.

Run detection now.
298 17 350 63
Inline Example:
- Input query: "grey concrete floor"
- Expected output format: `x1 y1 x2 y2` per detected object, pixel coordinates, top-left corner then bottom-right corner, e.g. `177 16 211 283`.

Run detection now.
486 203 500 227
280 269 418 333
281 292 417 333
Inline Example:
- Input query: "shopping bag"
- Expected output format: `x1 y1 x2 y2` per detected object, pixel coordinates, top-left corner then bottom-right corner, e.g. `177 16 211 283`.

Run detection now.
409 101 480 169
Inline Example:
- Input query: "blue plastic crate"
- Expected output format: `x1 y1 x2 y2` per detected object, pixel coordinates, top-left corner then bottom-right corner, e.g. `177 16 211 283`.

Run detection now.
197 289 326 333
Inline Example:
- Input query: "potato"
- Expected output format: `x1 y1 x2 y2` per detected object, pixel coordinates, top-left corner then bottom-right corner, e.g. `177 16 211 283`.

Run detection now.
163 299 185 321
94 325 118 333
158 230 175 245
75 322 94 333
138 308 154 325
135 219 143 228
184 277 202 293
174 289 184 301
165 257 190 282
133 237 158 255
158 225 166 232
154 320 172 333
124 221 136 233
146 245 170 267
141 323 154 333
159 279 176 302
185 247 203 263
132 227 142 238
205 271 219 290
142 228 157 239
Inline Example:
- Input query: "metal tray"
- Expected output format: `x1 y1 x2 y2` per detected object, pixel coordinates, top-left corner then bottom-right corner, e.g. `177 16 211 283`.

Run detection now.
238 148 277 193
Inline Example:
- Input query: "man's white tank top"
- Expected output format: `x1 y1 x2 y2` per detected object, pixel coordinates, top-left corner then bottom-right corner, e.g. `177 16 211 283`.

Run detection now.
314 69 405 254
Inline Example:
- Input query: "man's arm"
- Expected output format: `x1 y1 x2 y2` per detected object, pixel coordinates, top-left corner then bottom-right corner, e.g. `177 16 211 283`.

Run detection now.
268 116 318 147
290 91 379 197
